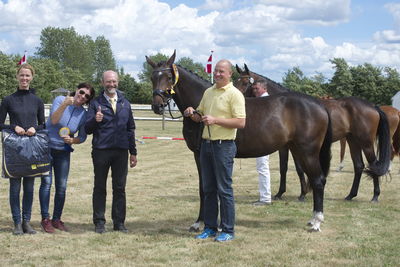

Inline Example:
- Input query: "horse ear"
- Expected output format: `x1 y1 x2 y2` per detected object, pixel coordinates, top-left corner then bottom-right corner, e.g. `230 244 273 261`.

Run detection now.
244 63 250 74
236 64 243 74
166 49 176 66
146 56 157 68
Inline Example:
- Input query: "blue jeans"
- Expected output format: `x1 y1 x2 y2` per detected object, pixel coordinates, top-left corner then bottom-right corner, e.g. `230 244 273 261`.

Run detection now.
9 177 35 224
39 149 71 220
200 140 236 234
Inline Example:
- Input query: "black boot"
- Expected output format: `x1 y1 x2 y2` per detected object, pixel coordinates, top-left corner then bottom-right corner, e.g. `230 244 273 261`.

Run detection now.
22 221 36 234
13 223 23 235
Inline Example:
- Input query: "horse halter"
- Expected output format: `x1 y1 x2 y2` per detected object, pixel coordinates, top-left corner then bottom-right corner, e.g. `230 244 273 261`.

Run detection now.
152 64 179 100
238 75 254 93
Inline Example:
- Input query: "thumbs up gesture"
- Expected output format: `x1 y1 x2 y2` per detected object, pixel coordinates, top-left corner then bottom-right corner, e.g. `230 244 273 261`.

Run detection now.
63 91 74 106
95 105 103 122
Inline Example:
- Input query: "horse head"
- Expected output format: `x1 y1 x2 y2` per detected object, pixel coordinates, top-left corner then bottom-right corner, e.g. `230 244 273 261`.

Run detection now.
234 64 256 97
146 50 178 114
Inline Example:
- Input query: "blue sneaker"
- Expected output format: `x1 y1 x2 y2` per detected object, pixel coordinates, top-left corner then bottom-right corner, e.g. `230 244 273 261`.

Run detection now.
195 228 216 239
215 232 234 242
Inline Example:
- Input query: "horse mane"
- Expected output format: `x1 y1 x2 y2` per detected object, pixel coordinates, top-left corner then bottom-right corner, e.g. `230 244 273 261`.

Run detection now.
252 72 290 92
176 64 212 86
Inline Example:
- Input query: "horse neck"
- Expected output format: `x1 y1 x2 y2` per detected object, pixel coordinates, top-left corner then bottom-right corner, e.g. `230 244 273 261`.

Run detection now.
251 71 289 94
174 66 211 111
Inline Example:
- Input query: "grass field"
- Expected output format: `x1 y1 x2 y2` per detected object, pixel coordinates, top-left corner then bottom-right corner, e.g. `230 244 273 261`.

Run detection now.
0 119 399 266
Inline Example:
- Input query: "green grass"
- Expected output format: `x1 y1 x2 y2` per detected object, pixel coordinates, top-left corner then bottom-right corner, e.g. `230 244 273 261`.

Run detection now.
0 119 399 266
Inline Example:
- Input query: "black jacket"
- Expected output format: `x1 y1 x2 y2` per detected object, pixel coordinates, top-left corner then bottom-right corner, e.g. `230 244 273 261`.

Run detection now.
85 90 136 155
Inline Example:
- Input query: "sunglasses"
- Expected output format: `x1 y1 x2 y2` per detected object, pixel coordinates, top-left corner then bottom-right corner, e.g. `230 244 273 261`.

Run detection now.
78 90 91 100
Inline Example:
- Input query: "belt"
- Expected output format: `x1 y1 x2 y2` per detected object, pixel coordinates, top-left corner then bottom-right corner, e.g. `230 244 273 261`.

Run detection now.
203 139 233 144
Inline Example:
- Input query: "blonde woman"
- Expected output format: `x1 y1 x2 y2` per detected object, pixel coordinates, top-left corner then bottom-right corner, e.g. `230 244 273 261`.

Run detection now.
0 64 45 235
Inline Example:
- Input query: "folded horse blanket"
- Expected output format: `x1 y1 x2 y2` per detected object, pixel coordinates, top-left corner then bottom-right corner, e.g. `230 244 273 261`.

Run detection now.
2 129 51 178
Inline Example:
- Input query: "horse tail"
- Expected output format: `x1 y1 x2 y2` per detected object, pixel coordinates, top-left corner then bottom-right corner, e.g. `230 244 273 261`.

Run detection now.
303 109 332 193
365 106 391 177
319 110 333 178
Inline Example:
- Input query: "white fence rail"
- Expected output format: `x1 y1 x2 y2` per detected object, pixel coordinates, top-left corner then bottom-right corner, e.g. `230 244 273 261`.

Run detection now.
43 104 182 130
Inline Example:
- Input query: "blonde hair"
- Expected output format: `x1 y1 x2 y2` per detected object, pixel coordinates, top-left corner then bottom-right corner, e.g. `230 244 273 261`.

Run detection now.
17 63 35 76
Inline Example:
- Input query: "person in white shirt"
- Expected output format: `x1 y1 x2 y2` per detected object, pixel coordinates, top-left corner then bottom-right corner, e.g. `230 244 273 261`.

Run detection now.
251 80 272 206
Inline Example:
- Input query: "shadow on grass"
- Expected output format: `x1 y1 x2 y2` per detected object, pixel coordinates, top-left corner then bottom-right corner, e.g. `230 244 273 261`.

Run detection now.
0 215 300 236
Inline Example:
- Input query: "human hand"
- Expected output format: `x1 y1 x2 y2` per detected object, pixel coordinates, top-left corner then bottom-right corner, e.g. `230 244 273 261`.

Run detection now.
96 105 103 122
15 125 26 135
130 155 137 168
183 107 195 117
25 127 36 136
201 115 216 126
63 92 74 106
61 135 73 145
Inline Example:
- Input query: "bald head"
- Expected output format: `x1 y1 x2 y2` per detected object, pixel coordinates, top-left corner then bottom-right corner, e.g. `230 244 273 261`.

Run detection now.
102 70 119 96
214 59 233 87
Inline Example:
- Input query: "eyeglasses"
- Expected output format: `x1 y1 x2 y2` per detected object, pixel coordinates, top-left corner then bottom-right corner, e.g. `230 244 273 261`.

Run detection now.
78 90 91 100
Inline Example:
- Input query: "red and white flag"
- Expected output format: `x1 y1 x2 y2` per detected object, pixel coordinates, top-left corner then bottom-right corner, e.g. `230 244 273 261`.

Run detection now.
18 51 27 65
205 51 213 74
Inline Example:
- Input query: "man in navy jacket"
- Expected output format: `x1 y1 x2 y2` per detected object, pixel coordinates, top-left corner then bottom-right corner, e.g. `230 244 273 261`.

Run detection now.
85 70 137 233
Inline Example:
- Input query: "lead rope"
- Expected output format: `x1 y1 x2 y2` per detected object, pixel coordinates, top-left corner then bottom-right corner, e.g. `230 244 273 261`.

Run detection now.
195 110 218 173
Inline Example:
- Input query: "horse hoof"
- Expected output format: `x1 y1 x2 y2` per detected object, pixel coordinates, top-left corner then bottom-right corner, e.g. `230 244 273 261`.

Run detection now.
273 195 283 201
308 226 321 232
298 196 306 202
344 195 354 201
370 198 379 203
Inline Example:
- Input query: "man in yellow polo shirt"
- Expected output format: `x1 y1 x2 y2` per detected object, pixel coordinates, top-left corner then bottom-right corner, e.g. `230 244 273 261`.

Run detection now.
184 59 246 242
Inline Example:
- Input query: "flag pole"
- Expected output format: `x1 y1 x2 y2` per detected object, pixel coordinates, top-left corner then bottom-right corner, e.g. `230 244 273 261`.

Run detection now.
209 50 214 84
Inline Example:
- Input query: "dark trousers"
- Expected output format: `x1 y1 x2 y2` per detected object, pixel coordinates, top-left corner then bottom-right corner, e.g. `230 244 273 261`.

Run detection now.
200 140 237 234
92 148 128 225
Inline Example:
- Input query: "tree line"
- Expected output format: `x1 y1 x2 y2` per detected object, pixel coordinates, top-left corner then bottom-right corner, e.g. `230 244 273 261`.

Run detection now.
0 26 399 105
282 58 400 105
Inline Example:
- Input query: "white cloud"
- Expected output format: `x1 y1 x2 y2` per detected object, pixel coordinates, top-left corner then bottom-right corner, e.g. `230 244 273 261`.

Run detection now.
0 39 10 52
200 0 234 10
254 0 351 25
374 3 400 43
0 0 399 82
373 30 400 43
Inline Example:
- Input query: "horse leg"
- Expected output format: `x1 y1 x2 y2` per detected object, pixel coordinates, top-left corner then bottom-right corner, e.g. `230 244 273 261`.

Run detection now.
345 139 364 200
292 153 307 202
362 145 382 202
337 138 346 172
298 155 326 232
189 151 203 232
274 148 288 200
308 174 326 232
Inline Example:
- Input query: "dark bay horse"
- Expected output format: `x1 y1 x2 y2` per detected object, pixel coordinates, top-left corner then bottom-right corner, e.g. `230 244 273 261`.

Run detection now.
338 105 400 173
146 51 332 232
235 66 391 202
235 64 309 201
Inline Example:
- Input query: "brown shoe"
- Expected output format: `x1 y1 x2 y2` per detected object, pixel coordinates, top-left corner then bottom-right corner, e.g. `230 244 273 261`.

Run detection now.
52 219 68 231
41 218 55 233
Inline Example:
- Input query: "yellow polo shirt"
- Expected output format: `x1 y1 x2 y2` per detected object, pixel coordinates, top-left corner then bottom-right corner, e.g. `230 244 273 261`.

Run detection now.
197 82 246 140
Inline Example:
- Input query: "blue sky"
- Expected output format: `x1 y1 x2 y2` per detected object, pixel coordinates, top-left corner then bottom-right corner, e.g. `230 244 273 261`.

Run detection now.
0 0 399 82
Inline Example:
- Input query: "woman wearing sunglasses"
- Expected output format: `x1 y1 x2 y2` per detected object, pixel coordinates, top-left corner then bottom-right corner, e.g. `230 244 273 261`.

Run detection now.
39 83 95 233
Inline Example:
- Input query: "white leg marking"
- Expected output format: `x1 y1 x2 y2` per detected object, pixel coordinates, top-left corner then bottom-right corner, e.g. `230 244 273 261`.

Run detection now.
308 211 324 232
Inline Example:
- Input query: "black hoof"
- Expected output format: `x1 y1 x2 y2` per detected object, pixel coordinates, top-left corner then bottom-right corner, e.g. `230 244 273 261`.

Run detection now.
344 195 354 201
370 197 379 203
273 195 283 201
298 196 306 202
